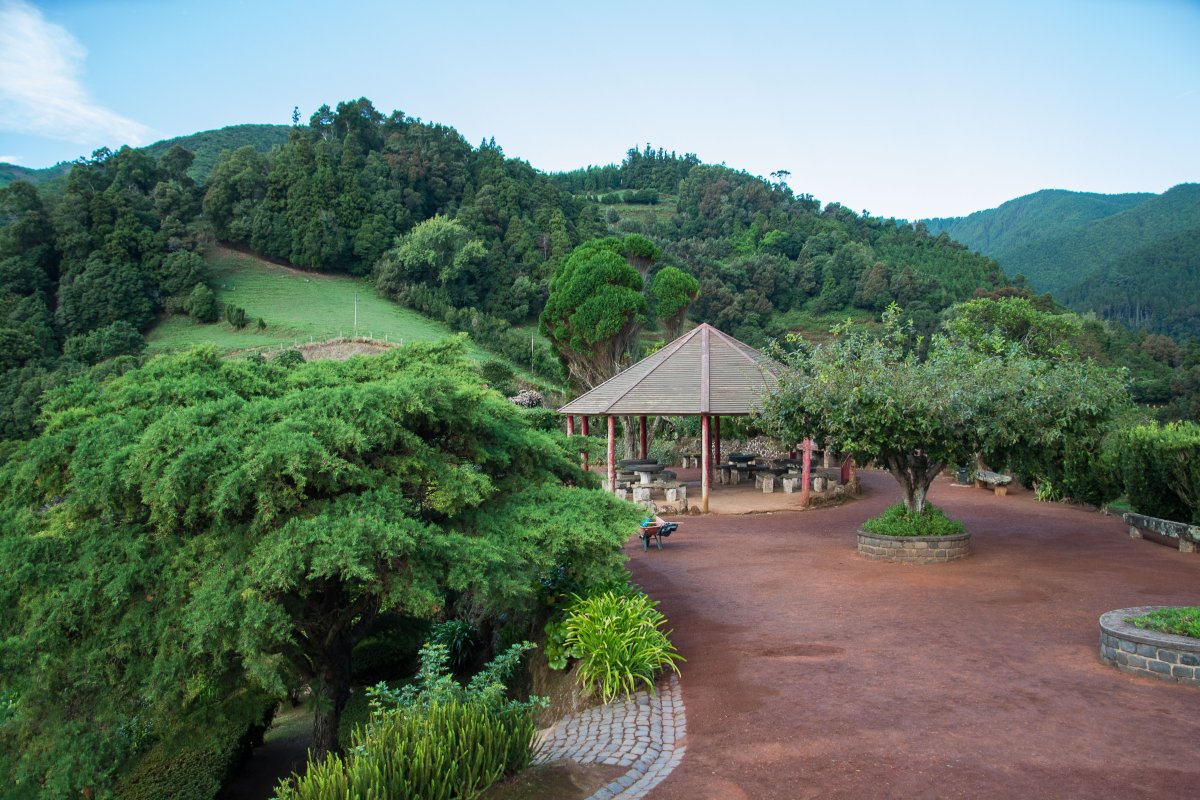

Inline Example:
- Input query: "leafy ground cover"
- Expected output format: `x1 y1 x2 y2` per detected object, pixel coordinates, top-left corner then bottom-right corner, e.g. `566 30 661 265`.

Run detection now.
861 502 967 536
146 247 483 358
1128 607 1200 640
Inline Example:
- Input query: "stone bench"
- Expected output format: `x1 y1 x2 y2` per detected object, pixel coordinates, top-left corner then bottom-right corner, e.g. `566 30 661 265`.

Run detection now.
974 470 1012 496
1124 512 1199 554
678 452 701 469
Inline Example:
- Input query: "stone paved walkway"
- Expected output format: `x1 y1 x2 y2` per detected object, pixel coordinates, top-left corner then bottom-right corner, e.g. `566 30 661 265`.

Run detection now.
534 675 686 800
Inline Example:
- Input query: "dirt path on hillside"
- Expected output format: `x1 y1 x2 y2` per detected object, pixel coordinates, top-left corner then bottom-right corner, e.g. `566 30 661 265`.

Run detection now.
629 470 1200 799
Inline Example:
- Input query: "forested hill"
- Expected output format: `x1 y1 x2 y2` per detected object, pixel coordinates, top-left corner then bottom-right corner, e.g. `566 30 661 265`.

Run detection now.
925 185 1200 340
552 146 1008 341
924 189 1153 259
0 161 73 189
0 124 289 189
141 123 290 181
0 97 1015 442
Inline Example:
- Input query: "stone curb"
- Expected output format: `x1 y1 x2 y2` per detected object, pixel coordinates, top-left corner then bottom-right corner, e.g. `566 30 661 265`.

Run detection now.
534 674 686 800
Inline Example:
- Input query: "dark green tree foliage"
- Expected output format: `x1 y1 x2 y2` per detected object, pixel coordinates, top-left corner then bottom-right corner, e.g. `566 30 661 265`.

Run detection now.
62 320 145 365
184 283 220 322
649 266 700 340
224 304 248 329
559 155 1007 347
141 124 291 183
550 145 701 194
375 215 487 308
760 305 1130 513
539 237 650 390
204 99 599 306
0 340 639 793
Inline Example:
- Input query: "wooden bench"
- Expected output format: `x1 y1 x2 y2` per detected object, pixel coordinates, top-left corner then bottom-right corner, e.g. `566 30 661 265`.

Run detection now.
974 470 1013 496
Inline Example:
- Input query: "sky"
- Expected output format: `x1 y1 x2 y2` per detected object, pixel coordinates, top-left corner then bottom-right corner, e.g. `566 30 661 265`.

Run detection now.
1 0 1197 220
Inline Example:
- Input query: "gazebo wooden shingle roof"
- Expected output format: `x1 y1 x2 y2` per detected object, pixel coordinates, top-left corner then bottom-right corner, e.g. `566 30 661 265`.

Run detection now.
558 324 783 511
558 323 780 416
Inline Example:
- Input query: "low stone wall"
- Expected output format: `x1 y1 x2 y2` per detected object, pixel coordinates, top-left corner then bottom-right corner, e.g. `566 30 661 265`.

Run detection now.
856 530 972 563
1099 607 1200 687
1123 512 1199 553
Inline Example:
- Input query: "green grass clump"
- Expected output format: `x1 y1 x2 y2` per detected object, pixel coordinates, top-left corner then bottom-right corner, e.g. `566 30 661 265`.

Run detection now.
1128 607 1200 640
861 503 966 537
563 590 683 703
274 700 536 800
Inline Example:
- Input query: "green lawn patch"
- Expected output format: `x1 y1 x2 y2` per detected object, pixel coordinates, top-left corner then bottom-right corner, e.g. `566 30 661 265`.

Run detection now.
1128 607 1200 640
147 247 483 358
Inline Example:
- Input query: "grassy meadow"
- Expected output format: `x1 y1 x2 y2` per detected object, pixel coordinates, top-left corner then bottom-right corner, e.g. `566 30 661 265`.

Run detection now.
147 247 485 358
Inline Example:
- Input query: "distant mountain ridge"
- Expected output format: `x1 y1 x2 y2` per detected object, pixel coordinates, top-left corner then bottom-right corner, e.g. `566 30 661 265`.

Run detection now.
0 123 291 189
926 184 1200 340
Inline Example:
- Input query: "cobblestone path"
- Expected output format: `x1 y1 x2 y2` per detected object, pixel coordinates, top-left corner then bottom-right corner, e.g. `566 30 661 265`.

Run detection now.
534 675 686 800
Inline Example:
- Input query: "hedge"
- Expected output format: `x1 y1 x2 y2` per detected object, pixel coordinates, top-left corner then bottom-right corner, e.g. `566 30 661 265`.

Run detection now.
1115 421 1200 524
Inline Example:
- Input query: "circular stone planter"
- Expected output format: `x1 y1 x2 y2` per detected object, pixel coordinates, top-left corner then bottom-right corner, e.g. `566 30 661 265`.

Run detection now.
1099 607 1200 687
856 530 972 563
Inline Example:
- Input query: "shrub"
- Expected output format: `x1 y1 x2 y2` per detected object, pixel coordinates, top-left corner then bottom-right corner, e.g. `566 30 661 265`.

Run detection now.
114 689 275 800
1128 607 1200 640
1115 422 1200 523
63 320 145 365
274 700 535 800
861 503 966 537
428 619 476 669
508 389 543 408
351 615 430 684
276 643 541 800
184 283 219 322
224 304 248 329
273 348 305 368
562 591 683 703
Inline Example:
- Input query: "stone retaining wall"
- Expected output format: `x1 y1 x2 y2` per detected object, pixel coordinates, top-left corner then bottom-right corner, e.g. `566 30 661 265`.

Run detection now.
856 530 972 563
1099 607 1200 687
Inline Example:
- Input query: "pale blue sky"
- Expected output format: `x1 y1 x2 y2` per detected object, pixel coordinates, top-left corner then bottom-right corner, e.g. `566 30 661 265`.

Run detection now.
1 0 1197 219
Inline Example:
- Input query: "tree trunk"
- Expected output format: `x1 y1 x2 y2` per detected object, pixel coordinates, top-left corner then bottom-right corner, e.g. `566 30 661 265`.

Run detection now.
621 415 639 459
886 453 945 515
309 631 354 758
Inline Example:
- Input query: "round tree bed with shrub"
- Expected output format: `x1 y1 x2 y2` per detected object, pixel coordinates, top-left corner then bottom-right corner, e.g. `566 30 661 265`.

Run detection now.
1099 606 1200 687
856 503 972 564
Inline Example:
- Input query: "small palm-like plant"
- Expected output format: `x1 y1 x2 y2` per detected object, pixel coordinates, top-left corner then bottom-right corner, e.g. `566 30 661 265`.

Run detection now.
563 591 683 703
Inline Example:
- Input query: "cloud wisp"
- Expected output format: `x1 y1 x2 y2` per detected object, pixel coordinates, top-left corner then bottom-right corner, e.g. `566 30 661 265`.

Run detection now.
0 0 152 149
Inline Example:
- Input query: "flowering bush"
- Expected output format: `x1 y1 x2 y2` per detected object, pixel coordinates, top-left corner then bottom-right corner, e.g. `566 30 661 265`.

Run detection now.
509 390 544 408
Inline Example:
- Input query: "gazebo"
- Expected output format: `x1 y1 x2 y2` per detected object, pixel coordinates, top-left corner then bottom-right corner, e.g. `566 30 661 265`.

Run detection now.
558 323 794 512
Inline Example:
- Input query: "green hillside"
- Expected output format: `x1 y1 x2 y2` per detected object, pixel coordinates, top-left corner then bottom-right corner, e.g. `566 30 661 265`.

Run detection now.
924 189 1152 259
1 125 288 189
0 161 73 188
926 184 1200 339
147 247 485 357
142 123 291 182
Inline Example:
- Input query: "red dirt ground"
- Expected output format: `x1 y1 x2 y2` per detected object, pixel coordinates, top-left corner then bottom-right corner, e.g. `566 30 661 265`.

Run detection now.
630 469 1200 799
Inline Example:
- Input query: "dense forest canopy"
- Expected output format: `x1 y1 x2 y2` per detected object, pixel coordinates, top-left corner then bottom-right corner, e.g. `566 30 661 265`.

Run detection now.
926 184 1200 341
1 96 1197 454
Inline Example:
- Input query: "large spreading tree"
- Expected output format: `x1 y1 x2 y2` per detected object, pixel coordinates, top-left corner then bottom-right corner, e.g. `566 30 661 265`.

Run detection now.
0 340 640 796
759 304 1130 515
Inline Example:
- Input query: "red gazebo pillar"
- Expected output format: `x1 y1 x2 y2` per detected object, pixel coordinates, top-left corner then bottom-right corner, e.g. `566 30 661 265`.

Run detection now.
639 415 648 459
701 413 711 513
566 415 574 437
714 415 721 466
607 416 617 495
581 417 590 472
800 438 813 508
